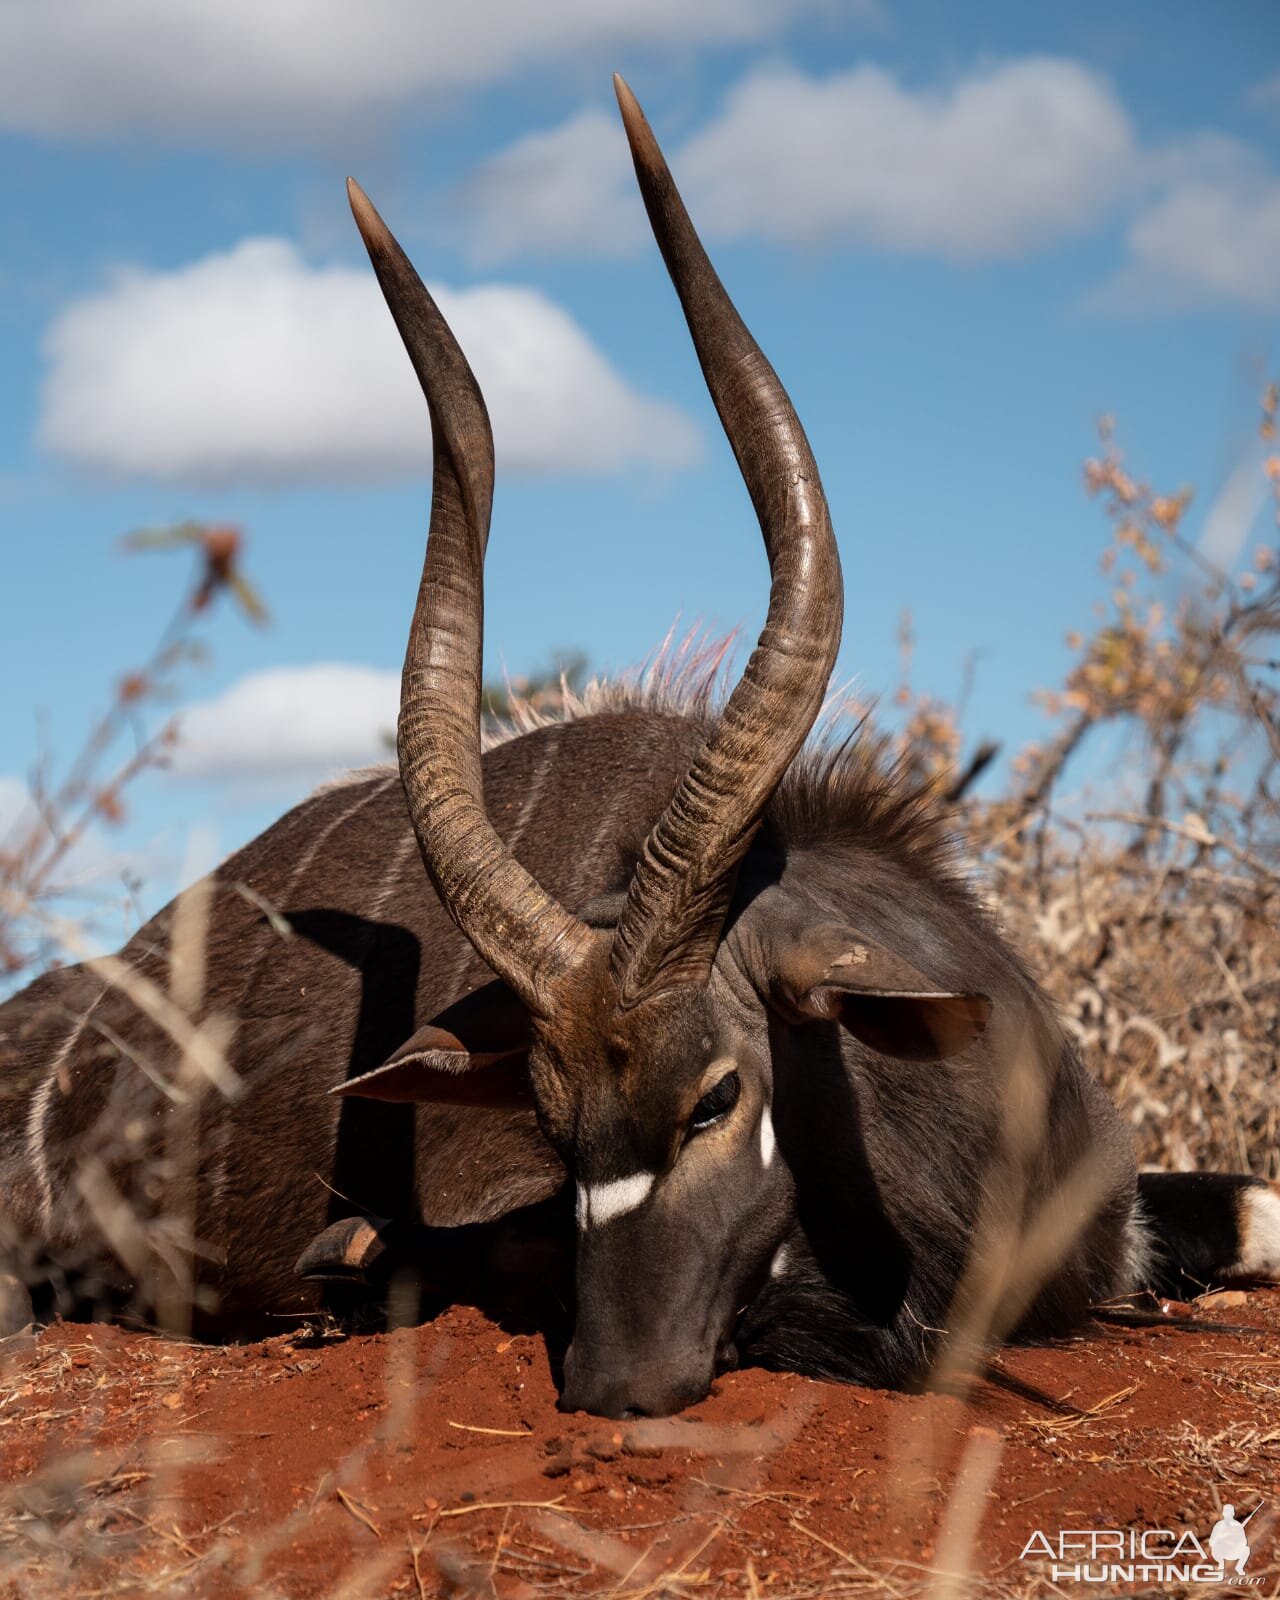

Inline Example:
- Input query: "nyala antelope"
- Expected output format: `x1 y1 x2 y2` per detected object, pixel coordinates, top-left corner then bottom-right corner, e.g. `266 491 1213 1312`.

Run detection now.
2 78 1277 1419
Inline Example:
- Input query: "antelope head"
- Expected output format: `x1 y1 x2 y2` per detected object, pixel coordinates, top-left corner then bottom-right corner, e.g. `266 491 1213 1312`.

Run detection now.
339 78 988 1417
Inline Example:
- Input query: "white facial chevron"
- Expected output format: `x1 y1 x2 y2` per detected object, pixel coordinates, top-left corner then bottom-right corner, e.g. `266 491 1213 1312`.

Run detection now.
576 1172 655 1230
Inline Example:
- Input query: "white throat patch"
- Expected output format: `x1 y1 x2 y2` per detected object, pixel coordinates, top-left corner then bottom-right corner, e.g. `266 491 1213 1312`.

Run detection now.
576 1172 655 1230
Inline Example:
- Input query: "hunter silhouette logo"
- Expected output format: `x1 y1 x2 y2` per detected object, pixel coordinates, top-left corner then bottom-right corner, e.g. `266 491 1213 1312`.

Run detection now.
1019 1502 1266 1586
1209 1505 1256 1576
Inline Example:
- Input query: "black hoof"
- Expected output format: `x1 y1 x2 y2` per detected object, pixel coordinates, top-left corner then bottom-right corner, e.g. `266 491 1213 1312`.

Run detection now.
295 1215 394 1285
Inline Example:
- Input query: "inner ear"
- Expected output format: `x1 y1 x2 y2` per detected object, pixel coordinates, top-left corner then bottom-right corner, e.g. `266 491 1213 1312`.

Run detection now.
331 978 534 1106
811 988 991 1063
769 924 991 1063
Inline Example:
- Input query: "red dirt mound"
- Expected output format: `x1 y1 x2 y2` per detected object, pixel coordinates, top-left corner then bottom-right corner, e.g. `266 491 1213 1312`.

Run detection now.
1 1290 1276 1597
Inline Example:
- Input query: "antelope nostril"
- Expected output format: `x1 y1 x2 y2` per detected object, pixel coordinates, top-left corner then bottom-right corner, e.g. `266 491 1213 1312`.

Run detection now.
558 1368 709 1418
559 1336 719 1417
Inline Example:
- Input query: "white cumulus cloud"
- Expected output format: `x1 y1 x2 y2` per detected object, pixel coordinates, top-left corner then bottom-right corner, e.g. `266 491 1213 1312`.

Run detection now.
1097 169 1280 313
677 58 1138 258
0 0 837 146
169 664 401 786
461 57 1140 265
462 108 644 266
38 238 700 484
462 57 1280 313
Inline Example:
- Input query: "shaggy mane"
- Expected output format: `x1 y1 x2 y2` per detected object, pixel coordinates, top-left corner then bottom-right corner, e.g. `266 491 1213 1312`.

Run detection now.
486 629 971 895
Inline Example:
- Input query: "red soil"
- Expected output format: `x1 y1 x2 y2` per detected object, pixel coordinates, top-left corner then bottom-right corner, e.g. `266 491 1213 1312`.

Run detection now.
0 1290 1276 1597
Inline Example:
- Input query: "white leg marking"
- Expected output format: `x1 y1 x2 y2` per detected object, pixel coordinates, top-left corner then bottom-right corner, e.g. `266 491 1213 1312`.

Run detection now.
578 1172 655 1229
769 1243 790 1279
27 989 105 1228
1234 1183 1280 1279
759 1105 776 1169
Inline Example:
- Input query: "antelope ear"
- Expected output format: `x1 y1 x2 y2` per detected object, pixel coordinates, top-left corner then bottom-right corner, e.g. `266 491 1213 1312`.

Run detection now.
331 979 534 1106
771 926 991 1063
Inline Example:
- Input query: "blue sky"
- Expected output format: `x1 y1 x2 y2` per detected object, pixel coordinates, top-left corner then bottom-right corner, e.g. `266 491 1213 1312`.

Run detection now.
2 0 1278 940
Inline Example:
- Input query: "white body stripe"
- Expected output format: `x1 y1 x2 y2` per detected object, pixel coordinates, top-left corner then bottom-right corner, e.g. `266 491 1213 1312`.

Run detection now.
583 781 628 877
26 1065 62 1229
759 1105 776 1168
242 776 395 996
577 1172 654 1229
368 827 420 920
505 728 560 859
27 989 105 1227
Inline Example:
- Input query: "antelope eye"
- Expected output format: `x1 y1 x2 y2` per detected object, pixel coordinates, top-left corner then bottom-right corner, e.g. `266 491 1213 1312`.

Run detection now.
689 1071 741 1132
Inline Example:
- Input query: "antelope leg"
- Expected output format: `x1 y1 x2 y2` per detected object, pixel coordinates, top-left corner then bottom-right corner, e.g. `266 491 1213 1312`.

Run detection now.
0 1273 33 1337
